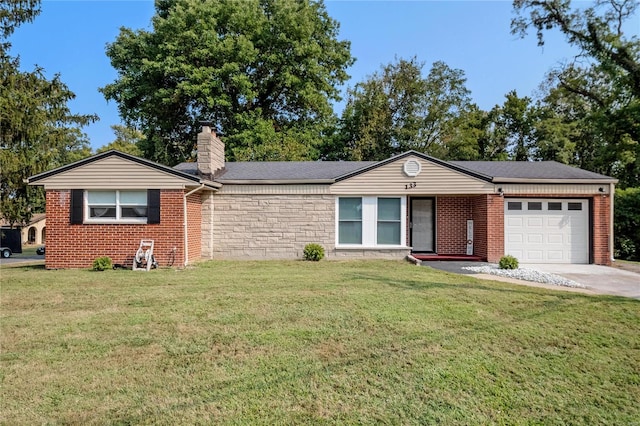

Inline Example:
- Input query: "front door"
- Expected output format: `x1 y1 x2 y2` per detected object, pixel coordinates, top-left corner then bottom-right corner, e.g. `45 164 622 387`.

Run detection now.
411 198 435 252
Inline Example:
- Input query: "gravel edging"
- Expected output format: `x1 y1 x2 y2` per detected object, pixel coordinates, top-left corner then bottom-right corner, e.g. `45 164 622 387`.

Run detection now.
462 264 586 288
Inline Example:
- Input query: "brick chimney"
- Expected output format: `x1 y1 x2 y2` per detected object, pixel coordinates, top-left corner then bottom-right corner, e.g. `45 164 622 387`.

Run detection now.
197 123 225 178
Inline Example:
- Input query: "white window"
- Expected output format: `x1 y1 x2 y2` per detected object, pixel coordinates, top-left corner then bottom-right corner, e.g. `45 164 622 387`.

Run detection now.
338 198 362 244
377 198 401 245
336 197 406 247
85 190 148 223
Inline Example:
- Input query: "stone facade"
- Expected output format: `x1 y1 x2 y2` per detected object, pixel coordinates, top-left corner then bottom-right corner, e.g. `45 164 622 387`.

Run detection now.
211 193 334 259
208 193 410 260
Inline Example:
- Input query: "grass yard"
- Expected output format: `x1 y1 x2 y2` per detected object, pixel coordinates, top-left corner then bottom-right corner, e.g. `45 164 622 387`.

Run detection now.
1 260 638 424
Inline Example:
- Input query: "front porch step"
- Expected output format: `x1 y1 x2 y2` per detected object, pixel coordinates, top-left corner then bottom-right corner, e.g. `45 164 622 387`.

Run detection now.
413 254 484 262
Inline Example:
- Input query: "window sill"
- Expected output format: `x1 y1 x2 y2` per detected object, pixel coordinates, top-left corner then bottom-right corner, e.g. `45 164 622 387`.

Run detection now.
335 246 411 250
83 220 148 225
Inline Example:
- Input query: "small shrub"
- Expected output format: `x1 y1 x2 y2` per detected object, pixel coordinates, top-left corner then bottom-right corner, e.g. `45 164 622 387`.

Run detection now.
303 243 325 261
498 255 519 270
92 256 112 271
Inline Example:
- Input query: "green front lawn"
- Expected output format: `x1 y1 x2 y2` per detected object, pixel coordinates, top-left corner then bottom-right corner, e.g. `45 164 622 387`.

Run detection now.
1 260 638 424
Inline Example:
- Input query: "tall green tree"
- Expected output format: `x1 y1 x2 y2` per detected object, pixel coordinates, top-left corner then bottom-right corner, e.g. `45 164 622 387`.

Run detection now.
96 125 145 156
0 0 40 43
512 0 640 98
101 0 353 165
334 57 473 161
491 90 539 161
512 0 640 187
0 0 96 226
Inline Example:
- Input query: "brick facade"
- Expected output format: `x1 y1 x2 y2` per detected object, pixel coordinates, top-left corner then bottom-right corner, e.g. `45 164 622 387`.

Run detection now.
44 189 198 269
185 192 203 264
435 196 472 254
592 195 612 265
484 194 505 263
433 195 503 262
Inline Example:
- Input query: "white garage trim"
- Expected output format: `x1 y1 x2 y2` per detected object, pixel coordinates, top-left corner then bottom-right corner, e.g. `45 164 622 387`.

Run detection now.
504 198 589 264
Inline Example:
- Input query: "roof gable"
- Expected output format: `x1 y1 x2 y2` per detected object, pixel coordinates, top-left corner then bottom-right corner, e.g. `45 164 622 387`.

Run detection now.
331 152 495 195
28 151 218 190
335 151 493 182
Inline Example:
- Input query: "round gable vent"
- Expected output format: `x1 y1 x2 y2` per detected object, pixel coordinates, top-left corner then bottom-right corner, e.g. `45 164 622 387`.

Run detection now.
403 159 422 177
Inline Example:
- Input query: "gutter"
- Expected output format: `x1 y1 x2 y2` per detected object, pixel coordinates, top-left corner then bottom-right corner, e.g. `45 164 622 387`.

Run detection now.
492 178 618 184
183 184 205 266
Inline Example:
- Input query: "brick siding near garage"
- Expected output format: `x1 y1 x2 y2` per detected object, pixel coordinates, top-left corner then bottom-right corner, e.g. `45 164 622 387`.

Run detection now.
211 194 335 259
471 195 489 261
434 195 503 262
592 194 612 265
44 189 189 269
436 196 472 255
485 194 505 263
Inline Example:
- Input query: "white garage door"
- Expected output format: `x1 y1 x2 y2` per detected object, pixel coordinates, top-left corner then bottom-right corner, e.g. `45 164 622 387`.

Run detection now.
504 199 589 264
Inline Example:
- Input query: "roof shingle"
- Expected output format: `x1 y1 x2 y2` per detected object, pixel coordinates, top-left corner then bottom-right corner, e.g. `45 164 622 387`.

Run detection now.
174 153 616 183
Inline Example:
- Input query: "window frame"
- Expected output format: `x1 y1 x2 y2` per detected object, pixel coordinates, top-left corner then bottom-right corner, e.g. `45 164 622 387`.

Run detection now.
84 190 149 224
335 196 407 248
377 197 402 245
337 197 363 245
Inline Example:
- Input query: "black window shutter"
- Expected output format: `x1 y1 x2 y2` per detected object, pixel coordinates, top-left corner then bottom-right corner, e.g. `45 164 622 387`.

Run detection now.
70 189 84 224
147 189 161 224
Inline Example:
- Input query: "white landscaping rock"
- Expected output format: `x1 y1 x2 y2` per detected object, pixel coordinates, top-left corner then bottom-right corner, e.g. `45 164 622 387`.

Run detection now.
462 264 586 288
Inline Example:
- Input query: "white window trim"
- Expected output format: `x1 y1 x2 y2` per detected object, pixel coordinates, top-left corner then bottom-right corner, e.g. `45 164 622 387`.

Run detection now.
335 196 407 248
84 190 148 224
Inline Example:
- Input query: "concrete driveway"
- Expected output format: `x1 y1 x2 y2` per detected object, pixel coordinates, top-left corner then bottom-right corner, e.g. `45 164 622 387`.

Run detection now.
424 261 640 299
524 264 640 299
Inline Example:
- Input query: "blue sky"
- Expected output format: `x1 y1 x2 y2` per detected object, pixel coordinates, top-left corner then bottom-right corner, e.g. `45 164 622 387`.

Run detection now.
8 0 609 151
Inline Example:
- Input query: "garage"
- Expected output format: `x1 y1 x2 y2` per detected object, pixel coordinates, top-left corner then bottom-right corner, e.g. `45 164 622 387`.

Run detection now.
504 198 589 264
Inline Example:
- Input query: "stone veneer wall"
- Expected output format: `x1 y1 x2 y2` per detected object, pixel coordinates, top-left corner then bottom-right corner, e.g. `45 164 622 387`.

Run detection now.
209 193 410 260
211 194 334 259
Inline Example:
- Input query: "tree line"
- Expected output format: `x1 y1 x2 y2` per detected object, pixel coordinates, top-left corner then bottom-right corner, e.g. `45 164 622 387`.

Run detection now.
1 0 639 257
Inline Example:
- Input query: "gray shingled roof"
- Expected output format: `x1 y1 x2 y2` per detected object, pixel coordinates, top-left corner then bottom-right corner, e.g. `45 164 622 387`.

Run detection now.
175 161 376 181
174 155 615 183
448 160 614 181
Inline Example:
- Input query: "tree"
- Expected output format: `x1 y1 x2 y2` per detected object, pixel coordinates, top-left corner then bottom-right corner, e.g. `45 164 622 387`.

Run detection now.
614 187 640 260
0 0 40 42
101 0 354 165
96 125 145 156
512 0 640 187
0 0 96 226
489 90 539 161
512 0 640 98
334 57 473 161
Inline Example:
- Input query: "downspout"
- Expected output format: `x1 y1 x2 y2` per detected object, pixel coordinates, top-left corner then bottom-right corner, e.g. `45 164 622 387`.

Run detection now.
183 184 205 266
610 182 615 263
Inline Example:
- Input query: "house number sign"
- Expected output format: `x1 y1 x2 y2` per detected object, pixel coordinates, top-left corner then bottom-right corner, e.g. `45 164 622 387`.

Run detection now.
405 182 417 190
